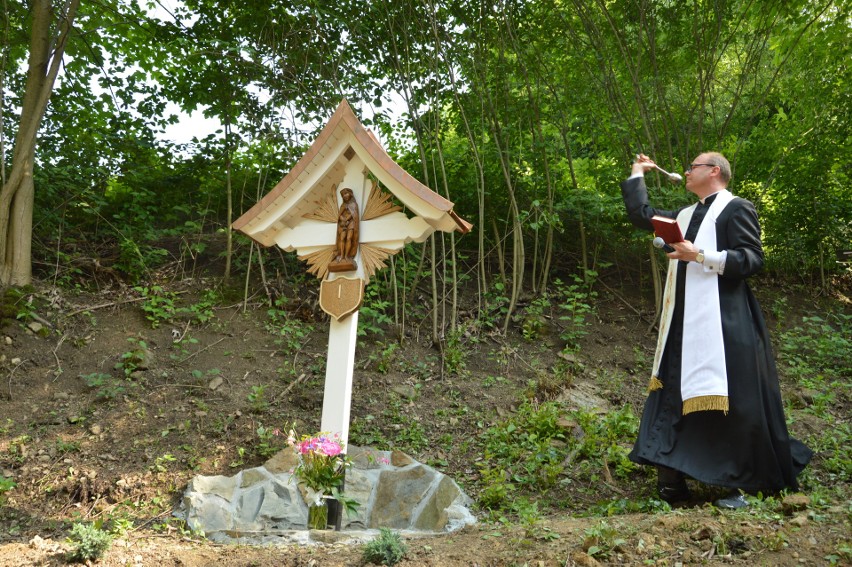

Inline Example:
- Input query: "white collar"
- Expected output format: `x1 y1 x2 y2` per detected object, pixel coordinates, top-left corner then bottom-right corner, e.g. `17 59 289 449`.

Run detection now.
699 188 727 205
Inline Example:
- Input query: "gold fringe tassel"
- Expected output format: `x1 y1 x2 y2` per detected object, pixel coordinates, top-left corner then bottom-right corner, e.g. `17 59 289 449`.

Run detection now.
647 376 664 392
682 395 729 415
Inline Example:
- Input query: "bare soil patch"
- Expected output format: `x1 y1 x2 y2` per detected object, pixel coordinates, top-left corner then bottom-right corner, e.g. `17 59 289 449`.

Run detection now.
0 272 849 566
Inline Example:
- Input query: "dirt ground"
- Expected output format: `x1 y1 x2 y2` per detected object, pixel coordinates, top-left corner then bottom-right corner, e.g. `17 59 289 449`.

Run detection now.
0 267 849 566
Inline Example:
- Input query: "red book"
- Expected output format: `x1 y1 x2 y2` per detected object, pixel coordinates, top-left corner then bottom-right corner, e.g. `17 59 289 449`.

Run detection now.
651 215 684 244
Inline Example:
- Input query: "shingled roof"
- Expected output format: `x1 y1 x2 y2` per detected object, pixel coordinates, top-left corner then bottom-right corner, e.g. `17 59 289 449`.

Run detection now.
232 99 471 247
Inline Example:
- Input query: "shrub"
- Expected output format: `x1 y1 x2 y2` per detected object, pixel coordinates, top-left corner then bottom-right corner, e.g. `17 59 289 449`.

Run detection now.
66 522 112 563
362 527 408 566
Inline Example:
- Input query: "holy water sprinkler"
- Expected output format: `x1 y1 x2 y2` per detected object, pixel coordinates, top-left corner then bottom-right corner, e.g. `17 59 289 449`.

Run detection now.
636 154 683 184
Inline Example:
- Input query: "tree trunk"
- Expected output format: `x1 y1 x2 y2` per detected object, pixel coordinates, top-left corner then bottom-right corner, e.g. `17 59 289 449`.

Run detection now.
0 0 80 286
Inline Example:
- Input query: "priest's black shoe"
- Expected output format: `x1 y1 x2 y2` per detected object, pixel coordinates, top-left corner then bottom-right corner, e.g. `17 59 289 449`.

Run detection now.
657 480 690 503
714 492 749 509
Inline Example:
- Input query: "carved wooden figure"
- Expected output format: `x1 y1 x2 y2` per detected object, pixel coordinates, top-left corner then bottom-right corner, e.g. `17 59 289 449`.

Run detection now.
329 188 359 272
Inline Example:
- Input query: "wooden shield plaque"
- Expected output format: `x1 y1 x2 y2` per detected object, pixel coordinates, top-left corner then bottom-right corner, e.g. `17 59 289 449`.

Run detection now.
319 276 365 321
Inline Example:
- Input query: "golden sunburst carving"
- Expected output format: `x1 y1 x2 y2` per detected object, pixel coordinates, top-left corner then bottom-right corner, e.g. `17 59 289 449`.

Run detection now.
298 247 337 280
359 244 398 281
362 180 402 220
302 184 339 223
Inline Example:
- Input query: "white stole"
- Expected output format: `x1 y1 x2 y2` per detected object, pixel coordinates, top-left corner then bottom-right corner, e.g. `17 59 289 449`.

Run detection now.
649 190 734 414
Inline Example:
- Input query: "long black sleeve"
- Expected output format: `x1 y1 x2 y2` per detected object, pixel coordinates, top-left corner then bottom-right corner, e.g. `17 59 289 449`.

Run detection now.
620 176 680 232
719 199 765 280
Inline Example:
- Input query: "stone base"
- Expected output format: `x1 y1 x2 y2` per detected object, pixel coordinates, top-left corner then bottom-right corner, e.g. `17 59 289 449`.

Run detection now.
174 446 475 544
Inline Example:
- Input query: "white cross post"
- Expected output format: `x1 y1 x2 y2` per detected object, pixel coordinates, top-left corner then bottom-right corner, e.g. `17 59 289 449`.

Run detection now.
271 155 433 448
319 158 367 448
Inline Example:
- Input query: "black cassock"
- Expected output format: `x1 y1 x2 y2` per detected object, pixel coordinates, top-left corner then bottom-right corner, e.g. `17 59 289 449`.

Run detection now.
621 177 812 492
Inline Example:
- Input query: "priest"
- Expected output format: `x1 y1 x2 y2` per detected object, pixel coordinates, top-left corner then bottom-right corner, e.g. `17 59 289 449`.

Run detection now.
622 152 812 509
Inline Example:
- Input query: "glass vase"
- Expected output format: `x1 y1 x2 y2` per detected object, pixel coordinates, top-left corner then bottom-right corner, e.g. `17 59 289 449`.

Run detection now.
307 501 328 530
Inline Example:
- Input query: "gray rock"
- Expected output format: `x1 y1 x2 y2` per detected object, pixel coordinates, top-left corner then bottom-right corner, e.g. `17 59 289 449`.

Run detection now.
390 451 414 467
370 465 433 529
176 448 475 542
239 467 270 489
188 474 237 502
413 476 459 531
184 493 234 533
391 384 417 399
348 446 390 469
259 479 307 528
264 449 299 474
234 485 265 530
340 468 375 529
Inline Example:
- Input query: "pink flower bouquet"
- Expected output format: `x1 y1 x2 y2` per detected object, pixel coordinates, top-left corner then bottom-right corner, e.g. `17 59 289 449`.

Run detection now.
287 431 349 496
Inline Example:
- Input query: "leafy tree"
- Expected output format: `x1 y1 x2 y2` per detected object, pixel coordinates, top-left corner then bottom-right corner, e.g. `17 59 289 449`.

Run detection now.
1 0 80 285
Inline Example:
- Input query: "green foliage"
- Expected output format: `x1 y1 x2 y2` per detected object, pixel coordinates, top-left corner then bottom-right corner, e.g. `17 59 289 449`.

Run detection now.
555 274 597 353
150 453 177 473
247 385 268 414
8 0 849 306
442 325 469 376
0 475 16 504
348 415 392 449
66 522 113 563
115 337 149 378
116 240 169 283
779 313 852 381
393 421 428 454
808 423 851 484
478 401 566 504
265 298 315 356
0 286 36 325
358 282 393 337
80 372 126 401
184 289 219 324
826 541 852 566
362 528 408 566
368 341 400 374
477 466 516 511
477 402 638 511
54 438 81 455
108 517 135 538
512 497 560 541
586 497 670 517
135 286 177 329
254 425 279 459
480 282 511 331
6 435 31 464
583 520 627 561
571 405 639 480
778 313 850 422
519 294 551 341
